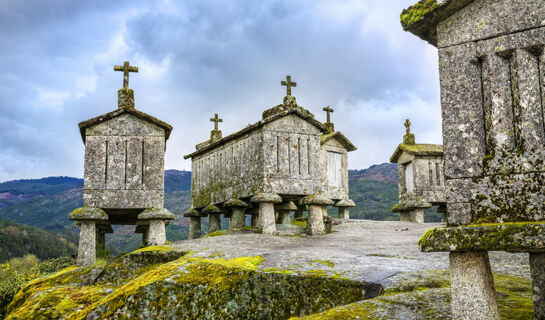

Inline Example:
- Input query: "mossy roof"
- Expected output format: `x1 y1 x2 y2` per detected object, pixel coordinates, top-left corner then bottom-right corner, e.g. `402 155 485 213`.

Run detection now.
400 0 474 46
320 131 357 152
78 107 173 142
184 108 328 159
390 143 443 163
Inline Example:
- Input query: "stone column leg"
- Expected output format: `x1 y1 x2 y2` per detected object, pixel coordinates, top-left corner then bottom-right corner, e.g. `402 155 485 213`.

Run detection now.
307 205 326 236
322 206 328 217
450 251 500 320
400 212 411 222
259 202 277 235
96 229 105 253
143 228 149 246
338 207 349 219
77 221 96 267
414 209 424 223
251 214 259 227
294 210 304 219
530 252 545 319
188 216 202 239
208 213 221 233
229 208 246 230
277 210 291 225
148 220 167 246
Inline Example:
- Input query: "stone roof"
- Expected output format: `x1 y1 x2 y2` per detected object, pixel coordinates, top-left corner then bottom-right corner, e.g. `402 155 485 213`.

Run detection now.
184 107 328 159
320 131 357 152
78 107 173 142
390 143 444 163
400 0 473 46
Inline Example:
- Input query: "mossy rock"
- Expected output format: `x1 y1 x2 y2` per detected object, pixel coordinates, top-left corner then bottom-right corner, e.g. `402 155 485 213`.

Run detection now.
290 270 533 320
6 251 371 320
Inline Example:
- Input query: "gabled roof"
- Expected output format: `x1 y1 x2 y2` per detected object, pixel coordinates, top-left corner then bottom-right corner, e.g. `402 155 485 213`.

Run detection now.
390 143 443 163
184 108 328 159
320 131 357 152
400 0 474 46
78 107 173 142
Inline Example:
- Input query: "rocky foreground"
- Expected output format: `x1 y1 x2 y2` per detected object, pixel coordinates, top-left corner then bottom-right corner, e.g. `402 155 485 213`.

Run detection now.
5 220 533 319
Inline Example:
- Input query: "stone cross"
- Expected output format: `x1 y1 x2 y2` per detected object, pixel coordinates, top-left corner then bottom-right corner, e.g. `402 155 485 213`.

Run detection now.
323 106 334 123
404 119 411 135
210 113 223 130
114 61 138 89
281 75 297 96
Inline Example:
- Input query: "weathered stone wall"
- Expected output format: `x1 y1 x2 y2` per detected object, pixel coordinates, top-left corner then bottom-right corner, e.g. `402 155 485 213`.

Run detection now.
83 113 165 209
396 151 445 206
262 115 322 196
436 0 545 48
190 114 323 208
438 1 545 225
191 130 264 208
320 137 349 201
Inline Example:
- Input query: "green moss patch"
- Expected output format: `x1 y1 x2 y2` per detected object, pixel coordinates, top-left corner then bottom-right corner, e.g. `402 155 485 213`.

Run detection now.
400 0 438 31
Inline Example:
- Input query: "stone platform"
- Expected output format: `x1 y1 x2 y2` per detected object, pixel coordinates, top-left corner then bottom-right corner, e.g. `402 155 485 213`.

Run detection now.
172 219 530 284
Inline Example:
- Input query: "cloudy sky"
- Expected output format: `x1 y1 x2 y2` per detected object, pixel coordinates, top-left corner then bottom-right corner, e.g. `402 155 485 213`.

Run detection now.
0 0 441 182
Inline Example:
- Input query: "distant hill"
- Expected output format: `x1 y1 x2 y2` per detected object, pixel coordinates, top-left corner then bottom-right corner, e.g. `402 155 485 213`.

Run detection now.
0 219 76 263
0 164 443 256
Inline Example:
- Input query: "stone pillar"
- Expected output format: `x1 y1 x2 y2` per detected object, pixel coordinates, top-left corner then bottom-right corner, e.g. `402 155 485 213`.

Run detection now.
148 220 166 245
188 217 201 239
530 252 545 319
68 207 109 267
96 228 105 252
251 214 259 227
260 202 277 234
208 214 221 233
135 224 149 246
322 206 328 217
301 194 333 236
334 199 355 220
183 208 203 240
450 251 500 320
250 193 282 235
338 207 349 219
400 212 411 222
95 223 113 256
230 208 246 229
414 209 424 223
276 201 297 225
225 198 249 230
137 208 175 246
202 204 223 234
78 221 96 267
294 209 304 219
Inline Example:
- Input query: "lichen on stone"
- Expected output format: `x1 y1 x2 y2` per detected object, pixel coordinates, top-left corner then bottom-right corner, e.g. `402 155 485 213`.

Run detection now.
400 0 438 31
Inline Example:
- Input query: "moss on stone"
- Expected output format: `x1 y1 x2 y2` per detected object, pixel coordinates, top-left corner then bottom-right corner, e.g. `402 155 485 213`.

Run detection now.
400 0 438 31
204 230 229 238
290 270 533 319
7 252 366 319
419 222 545 252
133 245 174 253
291 218 307 228
309 260 335 268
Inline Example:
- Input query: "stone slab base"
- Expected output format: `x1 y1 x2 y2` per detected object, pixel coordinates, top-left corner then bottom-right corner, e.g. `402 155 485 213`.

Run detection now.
419 222 545 252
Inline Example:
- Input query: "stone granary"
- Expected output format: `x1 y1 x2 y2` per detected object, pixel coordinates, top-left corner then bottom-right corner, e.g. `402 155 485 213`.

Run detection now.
390 119 445 223
183 76 356 238
402 0 545 319
69 61 174 266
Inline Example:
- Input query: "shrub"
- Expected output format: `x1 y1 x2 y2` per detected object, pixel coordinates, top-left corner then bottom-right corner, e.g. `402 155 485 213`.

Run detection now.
0 256 74 319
